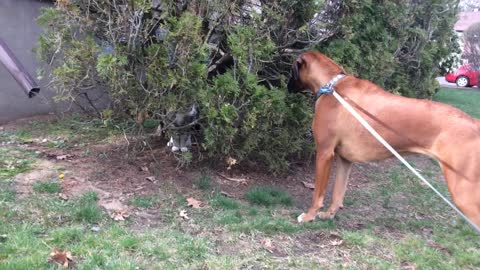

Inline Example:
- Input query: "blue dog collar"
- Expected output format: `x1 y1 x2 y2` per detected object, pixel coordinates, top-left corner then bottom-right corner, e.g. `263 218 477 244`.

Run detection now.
316 74 346 99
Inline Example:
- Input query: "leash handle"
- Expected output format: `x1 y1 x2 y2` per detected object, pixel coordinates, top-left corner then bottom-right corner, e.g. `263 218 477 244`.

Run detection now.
332 91 480 234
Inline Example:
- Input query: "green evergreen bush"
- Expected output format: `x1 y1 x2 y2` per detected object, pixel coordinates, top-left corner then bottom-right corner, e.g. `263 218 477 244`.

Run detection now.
36 0 459 172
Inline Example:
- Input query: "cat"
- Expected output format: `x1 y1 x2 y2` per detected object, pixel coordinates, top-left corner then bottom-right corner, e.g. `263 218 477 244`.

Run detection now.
165 104 200 152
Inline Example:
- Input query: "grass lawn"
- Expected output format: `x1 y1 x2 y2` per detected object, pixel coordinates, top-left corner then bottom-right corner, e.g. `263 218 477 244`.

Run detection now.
1 89 480 269
433 87 480 118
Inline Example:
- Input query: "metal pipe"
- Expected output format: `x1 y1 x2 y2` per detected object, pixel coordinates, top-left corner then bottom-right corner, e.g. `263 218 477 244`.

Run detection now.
0 38 40 98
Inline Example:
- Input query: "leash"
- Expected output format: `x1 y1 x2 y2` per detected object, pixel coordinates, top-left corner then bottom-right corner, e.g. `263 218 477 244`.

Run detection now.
330 90 480 234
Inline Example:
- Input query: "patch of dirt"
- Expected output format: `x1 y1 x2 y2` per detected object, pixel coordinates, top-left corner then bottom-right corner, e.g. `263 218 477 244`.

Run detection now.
3 115 464 269
4 116 449 233
15 137 443 228
15 159 58 197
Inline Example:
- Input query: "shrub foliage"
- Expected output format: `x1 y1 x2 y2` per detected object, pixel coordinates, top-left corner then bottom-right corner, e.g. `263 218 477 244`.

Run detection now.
319 0 459 98
37 0 459 171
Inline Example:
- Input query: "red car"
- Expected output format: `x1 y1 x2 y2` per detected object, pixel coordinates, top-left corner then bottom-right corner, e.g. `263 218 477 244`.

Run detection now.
445 64 479 87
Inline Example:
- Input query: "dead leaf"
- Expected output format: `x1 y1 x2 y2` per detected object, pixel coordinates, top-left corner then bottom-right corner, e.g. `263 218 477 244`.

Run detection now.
261 238 274 253
217 173 248 184
58 193 69 200
187 197 203 208
302 181 315 190
329 231 342 239
401 262 416 270
139 166 149 172
226 157 237 170
110 209 130 221
220 191 234 198
56 154 73 161
330 239 344 246
57 0 72 9
49 248 73 268
145 176 156 182
179 210 189 220
100 199 126 211
325 232 344 247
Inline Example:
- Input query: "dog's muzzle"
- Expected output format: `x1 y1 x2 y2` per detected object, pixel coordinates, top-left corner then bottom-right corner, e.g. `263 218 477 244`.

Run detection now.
287 77 303 93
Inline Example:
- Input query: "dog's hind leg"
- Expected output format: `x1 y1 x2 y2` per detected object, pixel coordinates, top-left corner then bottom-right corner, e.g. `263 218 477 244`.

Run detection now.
450 181 480 228
298 150 334 223
318 155 353 219
441 163 480 228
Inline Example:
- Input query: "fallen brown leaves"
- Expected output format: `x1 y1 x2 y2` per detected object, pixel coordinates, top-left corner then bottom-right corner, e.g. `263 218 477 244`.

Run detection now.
48 248 73 268
110 209 130 221
220 191 234 198
217 173 248 185
261 238 275 253
319 232 344 248
58 193 69 201
145 176 156 183
179 197 205 221
56 154 74 161
186 197 203 209
226 157 237 170
302 181 315 190
100 199 130 221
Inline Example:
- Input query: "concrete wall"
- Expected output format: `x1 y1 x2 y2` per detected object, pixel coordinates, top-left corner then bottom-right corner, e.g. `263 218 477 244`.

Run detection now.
0 0 54 124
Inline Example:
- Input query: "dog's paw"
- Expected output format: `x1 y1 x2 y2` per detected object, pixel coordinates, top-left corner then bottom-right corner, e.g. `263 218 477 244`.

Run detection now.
171 146 180 152
317 211 335 220
297 213 306 223
297 213 315 223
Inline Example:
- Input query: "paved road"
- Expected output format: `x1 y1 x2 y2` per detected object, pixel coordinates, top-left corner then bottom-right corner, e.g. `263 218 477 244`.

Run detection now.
0 0 55 124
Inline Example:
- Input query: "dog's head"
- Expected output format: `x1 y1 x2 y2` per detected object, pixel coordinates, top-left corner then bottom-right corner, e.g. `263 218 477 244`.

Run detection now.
287 56 307 93
287 51 346 94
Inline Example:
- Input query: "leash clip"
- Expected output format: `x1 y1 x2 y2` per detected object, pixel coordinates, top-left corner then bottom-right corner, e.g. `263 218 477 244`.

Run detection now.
316 85 334 99
316 74 346 100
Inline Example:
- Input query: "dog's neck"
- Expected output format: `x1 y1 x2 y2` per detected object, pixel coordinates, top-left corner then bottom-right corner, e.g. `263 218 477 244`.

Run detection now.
310 72 345 96
308 61 345 96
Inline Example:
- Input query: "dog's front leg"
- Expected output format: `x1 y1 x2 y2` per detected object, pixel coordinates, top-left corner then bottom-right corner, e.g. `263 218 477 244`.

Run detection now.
298 151 334 223
318 155 352 219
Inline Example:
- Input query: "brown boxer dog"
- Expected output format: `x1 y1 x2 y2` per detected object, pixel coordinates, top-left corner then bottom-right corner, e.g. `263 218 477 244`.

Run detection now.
288 51 480 227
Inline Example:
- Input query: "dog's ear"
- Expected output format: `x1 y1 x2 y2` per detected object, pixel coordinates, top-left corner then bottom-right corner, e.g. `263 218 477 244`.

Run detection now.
292 56 305 80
